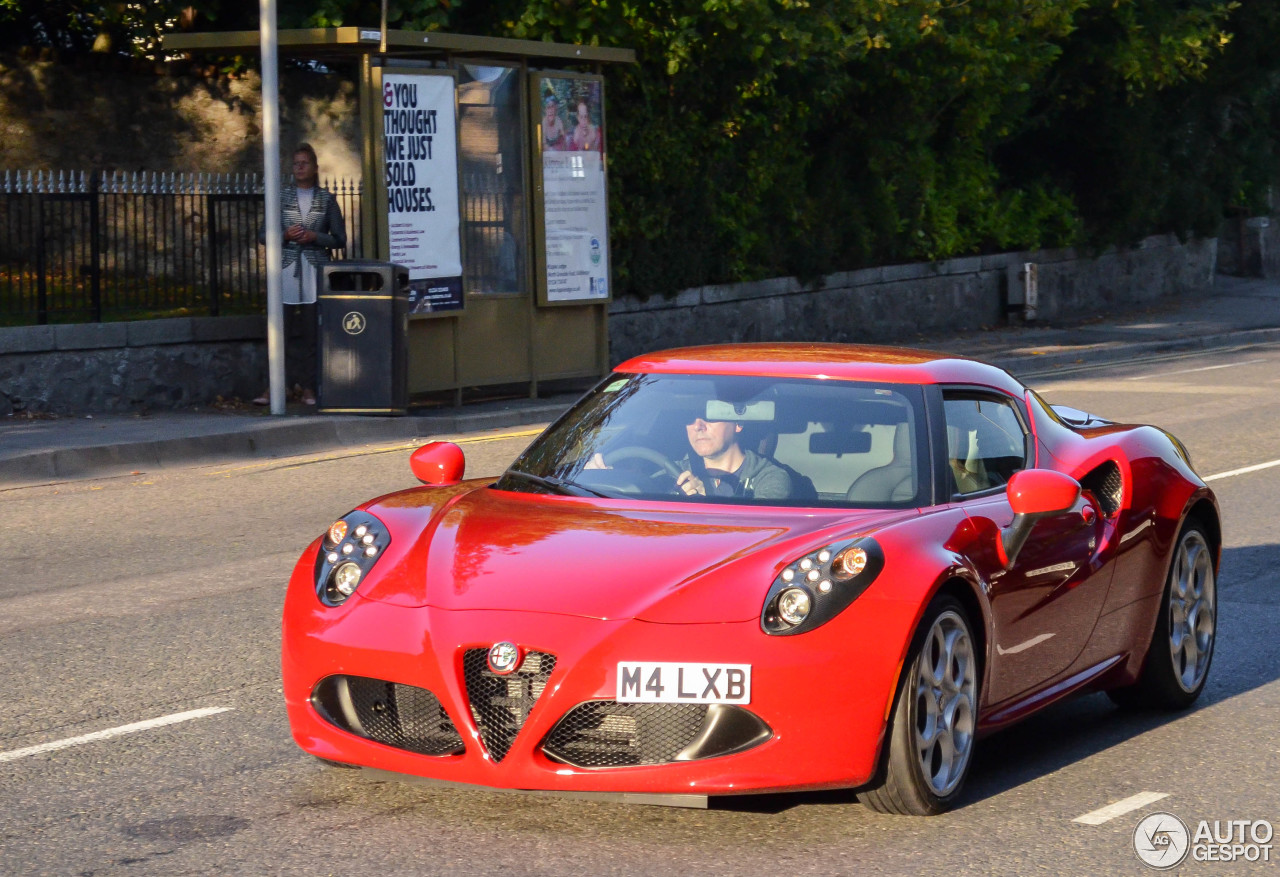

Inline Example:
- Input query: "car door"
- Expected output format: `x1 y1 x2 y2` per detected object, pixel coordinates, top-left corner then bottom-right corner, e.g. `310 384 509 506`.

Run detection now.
942 390 1110 706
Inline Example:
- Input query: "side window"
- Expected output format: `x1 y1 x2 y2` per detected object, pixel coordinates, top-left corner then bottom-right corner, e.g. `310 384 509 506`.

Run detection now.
942 393 1028 495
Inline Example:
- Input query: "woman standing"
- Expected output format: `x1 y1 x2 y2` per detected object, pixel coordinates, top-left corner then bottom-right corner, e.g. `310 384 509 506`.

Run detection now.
256 143 346 405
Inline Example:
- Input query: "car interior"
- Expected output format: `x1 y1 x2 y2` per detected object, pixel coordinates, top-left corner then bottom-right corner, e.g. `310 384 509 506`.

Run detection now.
588 380 923 505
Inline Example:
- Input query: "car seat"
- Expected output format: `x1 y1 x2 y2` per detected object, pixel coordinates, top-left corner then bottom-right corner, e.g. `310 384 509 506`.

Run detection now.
845 422 915 503
748 427 818 500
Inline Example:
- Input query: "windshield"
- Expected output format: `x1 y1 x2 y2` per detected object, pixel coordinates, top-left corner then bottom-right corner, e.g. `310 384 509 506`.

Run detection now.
496 373 929 508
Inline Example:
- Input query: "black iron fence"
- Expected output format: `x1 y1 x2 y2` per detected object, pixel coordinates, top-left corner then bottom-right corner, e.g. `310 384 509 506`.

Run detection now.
0 170 363 325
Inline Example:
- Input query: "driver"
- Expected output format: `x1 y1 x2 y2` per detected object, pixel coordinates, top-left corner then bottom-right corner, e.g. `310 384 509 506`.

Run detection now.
675 413 791 499
583 407 793 500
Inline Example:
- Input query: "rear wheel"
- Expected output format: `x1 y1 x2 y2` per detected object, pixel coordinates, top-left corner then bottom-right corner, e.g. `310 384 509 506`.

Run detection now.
859 594 979 815
1108 520 1216 710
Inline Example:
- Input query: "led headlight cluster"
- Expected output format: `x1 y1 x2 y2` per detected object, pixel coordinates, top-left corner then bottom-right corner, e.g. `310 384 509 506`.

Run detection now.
761 537 884 635
313 510 390 605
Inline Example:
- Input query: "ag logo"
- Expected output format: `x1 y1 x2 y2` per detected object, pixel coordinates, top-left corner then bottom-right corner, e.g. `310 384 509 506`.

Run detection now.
342 311 366 335
1134 812 1190 869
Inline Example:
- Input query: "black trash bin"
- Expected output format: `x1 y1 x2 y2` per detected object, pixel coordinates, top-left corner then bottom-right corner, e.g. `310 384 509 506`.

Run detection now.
316 261 410 414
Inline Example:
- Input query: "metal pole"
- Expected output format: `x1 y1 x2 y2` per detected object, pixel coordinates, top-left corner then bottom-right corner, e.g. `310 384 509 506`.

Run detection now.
260 0 285 414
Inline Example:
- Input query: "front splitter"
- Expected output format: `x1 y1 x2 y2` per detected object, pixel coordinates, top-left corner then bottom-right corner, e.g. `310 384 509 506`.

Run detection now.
356 767 709 808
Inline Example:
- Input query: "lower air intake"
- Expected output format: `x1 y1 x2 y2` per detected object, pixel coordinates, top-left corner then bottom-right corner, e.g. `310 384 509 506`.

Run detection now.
542 702 772 768
311 675 464 757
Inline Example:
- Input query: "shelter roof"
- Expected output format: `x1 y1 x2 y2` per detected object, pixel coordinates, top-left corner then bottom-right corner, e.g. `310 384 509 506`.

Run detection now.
162 27 635 65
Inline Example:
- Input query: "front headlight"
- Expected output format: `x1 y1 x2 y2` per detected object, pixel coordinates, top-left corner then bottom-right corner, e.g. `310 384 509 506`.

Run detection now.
777 588 812 625
761 537 884 635
313 511 390 605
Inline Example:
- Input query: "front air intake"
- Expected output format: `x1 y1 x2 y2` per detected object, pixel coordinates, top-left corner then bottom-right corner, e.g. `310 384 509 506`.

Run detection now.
311 675 464 757
542 702 772 768
463 649 557 762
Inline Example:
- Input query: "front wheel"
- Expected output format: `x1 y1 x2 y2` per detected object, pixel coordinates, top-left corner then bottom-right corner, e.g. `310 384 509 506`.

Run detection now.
859 594 980 815
1108 520 1217 710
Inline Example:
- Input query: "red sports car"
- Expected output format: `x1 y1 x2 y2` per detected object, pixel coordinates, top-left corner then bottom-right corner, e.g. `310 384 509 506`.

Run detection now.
282 344 1220 814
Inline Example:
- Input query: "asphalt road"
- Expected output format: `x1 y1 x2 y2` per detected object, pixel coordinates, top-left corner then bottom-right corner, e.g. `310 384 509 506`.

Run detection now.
2 345 1278 876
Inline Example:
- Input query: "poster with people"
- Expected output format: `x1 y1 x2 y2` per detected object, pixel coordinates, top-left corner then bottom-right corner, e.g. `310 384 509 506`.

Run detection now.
379 70 464 315
535 75 609 304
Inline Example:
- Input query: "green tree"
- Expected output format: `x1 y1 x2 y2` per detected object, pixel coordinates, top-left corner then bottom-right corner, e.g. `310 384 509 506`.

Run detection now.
6 0 1270 298
456 0 1239 293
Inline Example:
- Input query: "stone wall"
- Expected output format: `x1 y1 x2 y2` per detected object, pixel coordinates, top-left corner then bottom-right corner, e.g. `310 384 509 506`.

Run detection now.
608 234 1218 366
0 233 1218 413
0 317 265 415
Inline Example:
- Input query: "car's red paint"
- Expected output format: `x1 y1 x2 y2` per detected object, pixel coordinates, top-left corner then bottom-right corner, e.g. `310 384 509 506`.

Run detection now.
410 441 466 485
282 343 1220 799
1006 468 1081 516
617 343 1026 395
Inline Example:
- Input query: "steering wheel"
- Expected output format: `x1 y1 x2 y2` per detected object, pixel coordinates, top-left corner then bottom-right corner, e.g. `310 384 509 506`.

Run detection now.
603 446 684 480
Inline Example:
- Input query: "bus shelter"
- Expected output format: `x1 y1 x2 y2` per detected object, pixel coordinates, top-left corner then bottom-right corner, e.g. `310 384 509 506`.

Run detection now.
163 27 634 402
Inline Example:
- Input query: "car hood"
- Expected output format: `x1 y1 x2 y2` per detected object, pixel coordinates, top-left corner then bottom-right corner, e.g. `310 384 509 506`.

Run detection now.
359 485 914 623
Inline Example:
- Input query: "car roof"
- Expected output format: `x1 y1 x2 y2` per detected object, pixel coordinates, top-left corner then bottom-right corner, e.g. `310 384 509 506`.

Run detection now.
614 343 1025 394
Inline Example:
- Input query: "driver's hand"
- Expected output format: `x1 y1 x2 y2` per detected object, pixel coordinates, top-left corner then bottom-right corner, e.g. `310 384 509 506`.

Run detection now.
584 452 609 470
676 470 705 496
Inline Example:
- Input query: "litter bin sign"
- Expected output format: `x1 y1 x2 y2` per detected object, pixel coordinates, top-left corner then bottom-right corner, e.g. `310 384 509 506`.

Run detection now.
317 261 410 414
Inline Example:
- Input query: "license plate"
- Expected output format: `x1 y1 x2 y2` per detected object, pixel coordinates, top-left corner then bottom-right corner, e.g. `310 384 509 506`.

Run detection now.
616 662 751 705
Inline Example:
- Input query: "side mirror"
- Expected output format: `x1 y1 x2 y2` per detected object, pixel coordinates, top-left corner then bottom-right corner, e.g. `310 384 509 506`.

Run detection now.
410 441 465 485
1000 469 1081 567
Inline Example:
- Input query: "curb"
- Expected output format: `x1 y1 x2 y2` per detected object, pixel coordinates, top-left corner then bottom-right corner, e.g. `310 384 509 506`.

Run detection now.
3 329 1278 488
0 400 569 488
988 327 1280 378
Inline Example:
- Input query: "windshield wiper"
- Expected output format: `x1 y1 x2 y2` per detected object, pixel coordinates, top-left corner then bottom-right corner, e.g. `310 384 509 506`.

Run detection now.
501 470 610 498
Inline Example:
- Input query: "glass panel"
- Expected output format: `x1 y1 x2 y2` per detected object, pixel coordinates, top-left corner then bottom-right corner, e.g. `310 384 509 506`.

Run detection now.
456 64 526 296
499 374 927 508
942 395 1027 494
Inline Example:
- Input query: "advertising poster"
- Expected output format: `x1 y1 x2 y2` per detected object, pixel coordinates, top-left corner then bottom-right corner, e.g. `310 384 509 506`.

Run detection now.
536 76 609 303
380 71 464 314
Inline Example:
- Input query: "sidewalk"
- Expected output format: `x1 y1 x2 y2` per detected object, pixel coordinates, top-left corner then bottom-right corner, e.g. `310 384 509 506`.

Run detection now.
3 276 1278 487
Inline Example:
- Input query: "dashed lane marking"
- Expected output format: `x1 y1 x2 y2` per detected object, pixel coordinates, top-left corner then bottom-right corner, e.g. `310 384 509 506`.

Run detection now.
0 707 233 764
1205 458 1280 482
1126 358 1266 380
1073 792 1170 825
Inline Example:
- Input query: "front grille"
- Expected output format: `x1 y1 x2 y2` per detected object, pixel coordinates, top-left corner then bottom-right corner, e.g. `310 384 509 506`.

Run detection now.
463 648 556 762
542 702 710 767
311 675 464 757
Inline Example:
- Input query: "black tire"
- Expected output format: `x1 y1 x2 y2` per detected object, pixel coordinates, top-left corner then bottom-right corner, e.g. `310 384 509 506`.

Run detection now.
1108 520 1217 710
859 594 980 815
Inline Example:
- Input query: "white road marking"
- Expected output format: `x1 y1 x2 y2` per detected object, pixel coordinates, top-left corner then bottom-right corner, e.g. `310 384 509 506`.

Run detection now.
0 707 232 764
1073 791 1170 825
1126 359 1265 380
1205 458 1280 482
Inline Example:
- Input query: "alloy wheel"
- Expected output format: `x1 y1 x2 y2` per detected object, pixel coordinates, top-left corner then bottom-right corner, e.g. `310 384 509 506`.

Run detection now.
913 610 977 797
1168 529 1216 693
